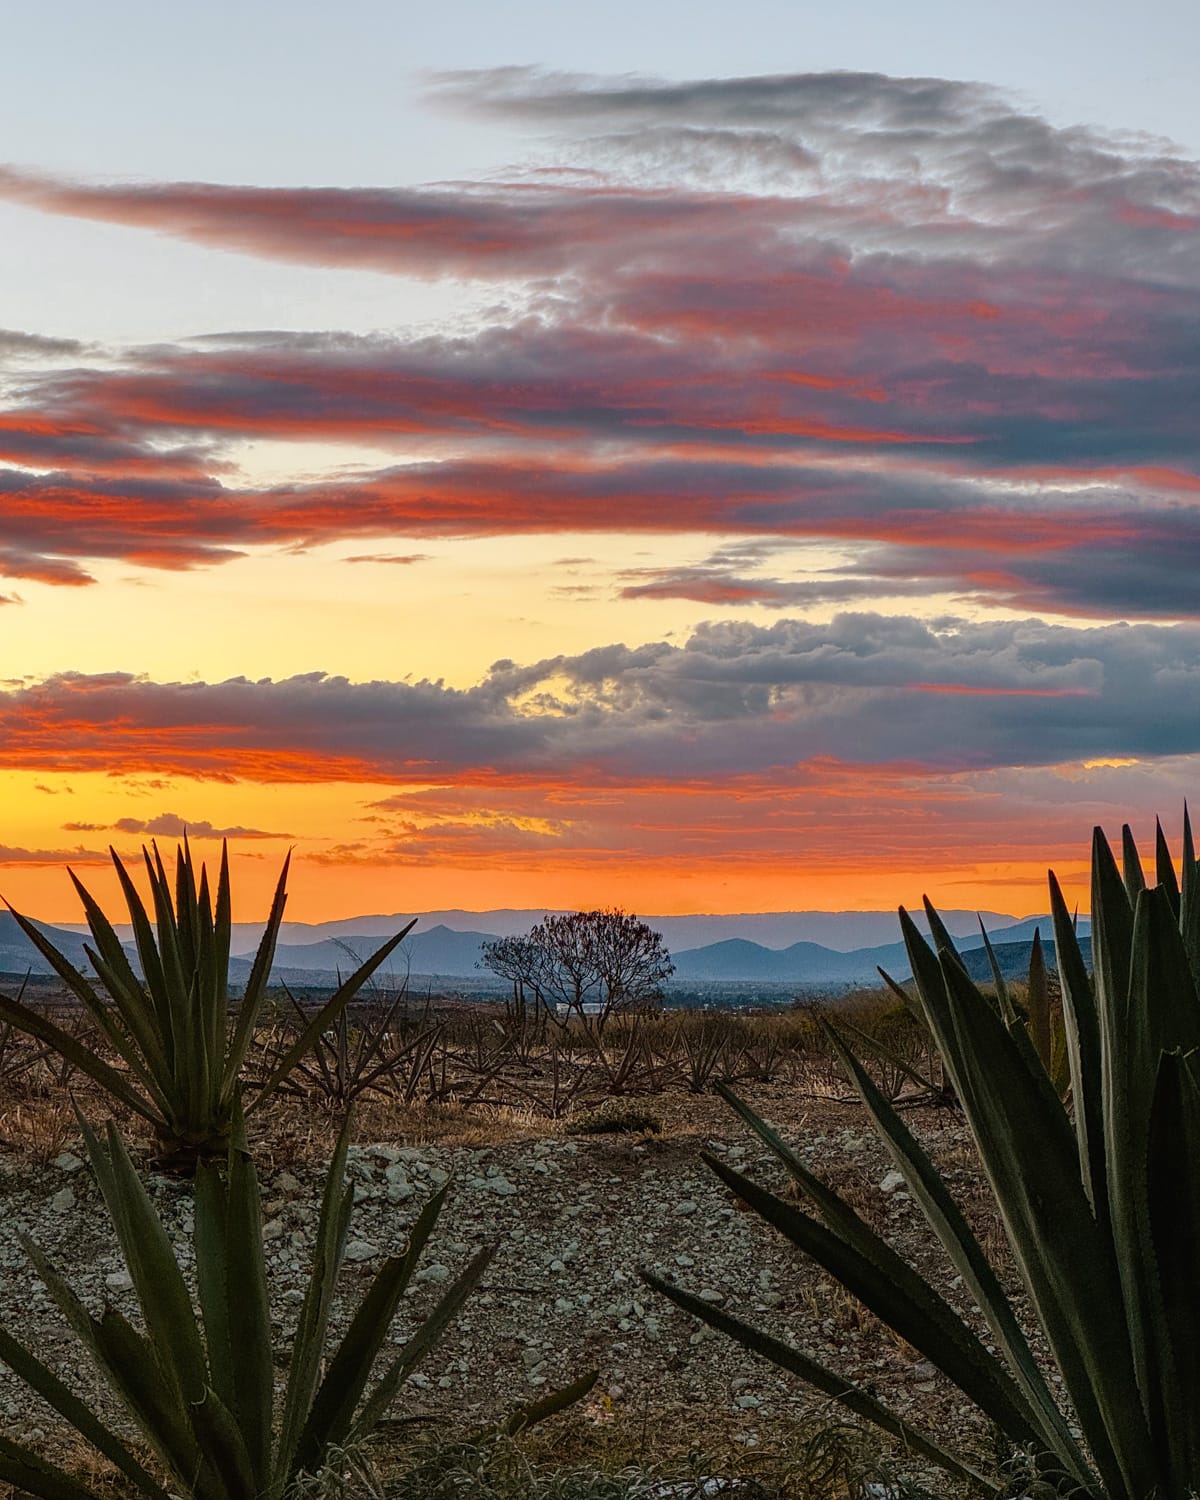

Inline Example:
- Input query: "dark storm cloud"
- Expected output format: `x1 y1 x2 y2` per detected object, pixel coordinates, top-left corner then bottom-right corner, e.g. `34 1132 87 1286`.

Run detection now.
2 617 1198 781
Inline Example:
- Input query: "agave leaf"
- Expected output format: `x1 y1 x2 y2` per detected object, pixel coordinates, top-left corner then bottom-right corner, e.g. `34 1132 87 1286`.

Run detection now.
78 1117 210 1409
175 840 199 983
831 1016 939 1096
1026 929 1051 1071
1121 825 1146 904
0 1325 169 1500
67 870 172 1080
1156 819 1181 920
194 865 218 1075
901 909 1155 1500
294 1181 459 1470
498 1371 599 1437
193 1160 234 1413
181 969 213 1142
1109 888 1200 1474
977 921 1013 1018
18 1233 200 1486
0 991 158 1123
1047 870 1107 1221
187 1386 259 1500
640 1271 997 1494
1182 805 1200 987
89 1307 203 1495
79 949 173 1108
146 845 189 1040
246 921 416 1113
222 1136 274 1486
1 901 109 1012
223 853 291 1089
350 1244 498 1447
274 1117 356 1481
214 842 232 1007
0 1434 107 1500
1148 1047 1200 1491
0 902 166 1100
700 1150 1043 1446
818 1023 1097 1490
110 850 176 1067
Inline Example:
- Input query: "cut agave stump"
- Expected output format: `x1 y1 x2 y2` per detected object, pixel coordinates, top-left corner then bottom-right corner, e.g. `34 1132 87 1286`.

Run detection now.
645 807 1200 1500
0 837 414 1163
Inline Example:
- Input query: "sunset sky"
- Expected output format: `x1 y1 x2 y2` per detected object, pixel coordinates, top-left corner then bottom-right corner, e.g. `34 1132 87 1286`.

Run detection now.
4 0 1200 923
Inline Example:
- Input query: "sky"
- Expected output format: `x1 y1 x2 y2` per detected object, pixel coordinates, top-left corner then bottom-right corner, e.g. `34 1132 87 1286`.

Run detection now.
3 0 1200 923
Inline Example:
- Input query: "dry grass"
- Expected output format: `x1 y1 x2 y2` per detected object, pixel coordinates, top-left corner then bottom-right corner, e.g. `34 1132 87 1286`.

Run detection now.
0 987 948 1166
355 1405 917 1500
0 983 994 1500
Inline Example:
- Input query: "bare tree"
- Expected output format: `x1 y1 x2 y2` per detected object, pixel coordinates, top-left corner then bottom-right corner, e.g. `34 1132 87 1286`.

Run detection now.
481 910 672 1035
478 933 546 1024
591 910 675 1019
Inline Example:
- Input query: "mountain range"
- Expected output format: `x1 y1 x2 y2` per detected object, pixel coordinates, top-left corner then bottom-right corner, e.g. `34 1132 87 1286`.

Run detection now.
3 908 1086 990
225 913 1079 988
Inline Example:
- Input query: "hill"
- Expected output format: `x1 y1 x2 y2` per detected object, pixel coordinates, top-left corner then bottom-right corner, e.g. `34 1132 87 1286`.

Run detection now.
0 912 95 978
670 916 1085 985
228 924 494 985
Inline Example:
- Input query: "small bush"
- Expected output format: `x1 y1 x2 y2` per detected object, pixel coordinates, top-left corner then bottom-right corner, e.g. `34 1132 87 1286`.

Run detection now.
564 1103 663 1136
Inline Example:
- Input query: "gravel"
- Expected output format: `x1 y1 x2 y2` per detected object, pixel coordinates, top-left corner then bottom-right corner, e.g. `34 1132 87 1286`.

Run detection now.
0 1097 1001 1468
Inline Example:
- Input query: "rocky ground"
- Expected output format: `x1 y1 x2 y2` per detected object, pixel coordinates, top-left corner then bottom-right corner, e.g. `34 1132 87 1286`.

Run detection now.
0 1087 1008 1484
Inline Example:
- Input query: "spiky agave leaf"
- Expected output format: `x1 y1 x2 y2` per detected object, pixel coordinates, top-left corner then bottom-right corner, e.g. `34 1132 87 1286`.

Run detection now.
6 1109 525 1500
652 809 1200 1500
1 842 416 1160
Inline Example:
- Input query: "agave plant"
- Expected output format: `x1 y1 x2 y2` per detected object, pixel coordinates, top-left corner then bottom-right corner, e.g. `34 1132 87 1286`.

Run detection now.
645 809 1200 1499
0 1110 591 1500
0 840 413 1160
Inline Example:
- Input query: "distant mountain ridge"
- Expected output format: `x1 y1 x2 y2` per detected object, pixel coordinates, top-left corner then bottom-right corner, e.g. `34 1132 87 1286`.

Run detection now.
57 905 1024 955
668 915 1082 985
0 912 95 976
9 908 1088 990
222 913 1083 988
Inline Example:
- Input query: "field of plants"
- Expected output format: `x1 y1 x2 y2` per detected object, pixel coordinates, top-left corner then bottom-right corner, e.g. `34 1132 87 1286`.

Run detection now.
0 810 1193 1500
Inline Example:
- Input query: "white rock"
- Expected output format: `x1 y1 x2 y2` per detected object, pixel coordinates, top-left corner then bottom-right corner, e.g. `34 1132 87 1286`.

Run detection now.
879 1170 906 1194
344 1240 379 1262
53 1153 84 1174
49 1188 75 1213
105 1271 133 1292
416 1262 451 1283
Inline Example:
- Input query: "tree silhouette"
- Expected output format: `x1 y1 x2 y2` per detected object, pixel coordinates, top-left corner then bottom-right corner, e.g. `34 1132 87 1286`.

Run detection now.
481 909 672 1032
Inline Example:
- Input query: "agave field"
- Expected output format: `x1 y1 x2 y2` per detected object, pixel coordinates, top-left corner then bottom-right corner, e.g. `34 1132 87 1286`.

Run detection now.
0 814 1192 1499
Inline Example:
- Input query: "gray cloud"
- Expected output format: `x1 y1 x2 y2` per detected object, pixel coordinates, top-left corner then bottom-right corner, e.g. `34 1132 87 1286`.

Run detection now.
0 841 108 865
106 812 293 839
4 616 1200 781
617 564 938 608
0 328 86 360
